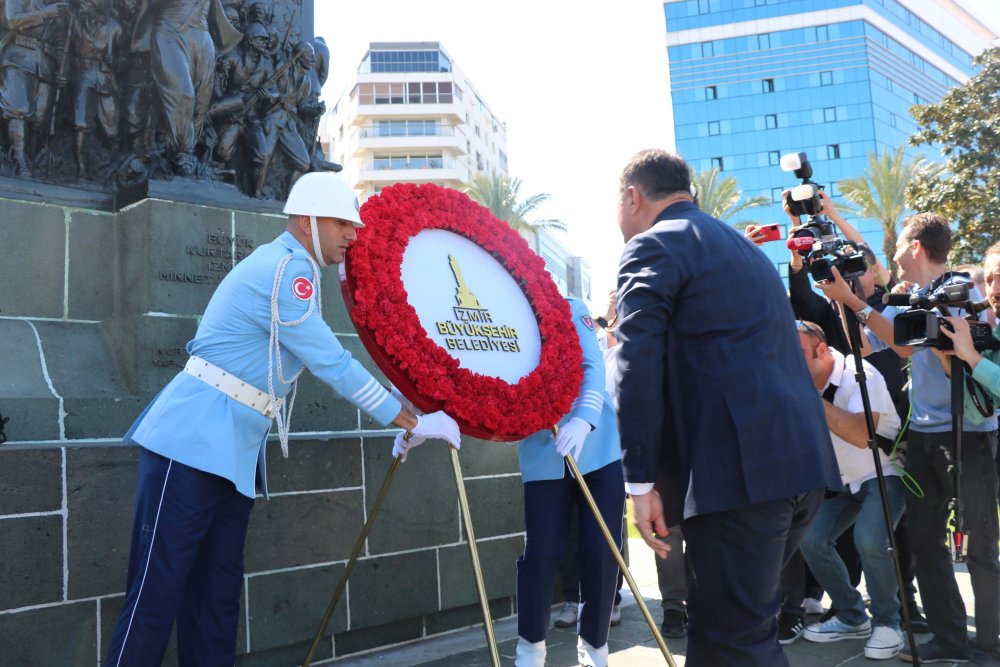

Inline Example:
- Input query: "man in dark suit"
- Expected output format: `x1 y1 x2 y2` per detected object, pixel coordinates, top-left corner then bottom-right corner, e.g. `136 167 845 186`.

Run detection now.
613 149 841 666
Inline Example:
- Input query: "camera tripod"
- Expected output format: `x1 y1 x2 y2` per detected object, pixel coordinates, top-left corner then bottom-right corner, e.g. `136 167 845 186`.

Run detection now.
837 278 921 665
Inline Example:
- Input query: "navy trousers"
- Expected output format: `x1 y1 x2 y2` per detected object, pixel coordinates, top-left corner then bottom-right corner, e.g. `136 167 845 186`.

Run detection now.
683 488 823 667
517 461 625 648
104 448 254 667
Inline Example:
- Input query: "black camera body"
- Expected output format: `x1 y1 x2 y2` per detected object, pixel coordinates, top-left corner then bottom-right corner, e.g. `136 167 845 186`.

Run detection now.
781 151 867 282
891 280 1000 351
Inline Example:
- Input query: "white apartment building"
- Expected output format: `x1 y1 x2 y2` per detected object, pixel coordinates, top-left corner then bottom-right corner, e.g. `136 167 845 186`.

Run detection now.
321 42 509 199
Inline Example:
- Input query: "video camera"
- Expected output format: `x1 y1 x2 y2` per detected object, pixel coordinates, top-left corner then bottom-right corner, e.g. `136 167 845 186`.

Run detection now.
889 279 999 350
780 152 867 283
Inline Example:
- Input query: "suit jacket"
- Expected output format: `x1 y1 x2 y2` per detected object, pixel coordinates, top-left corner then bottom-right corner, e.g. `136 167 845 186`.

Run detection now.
614 201 840 524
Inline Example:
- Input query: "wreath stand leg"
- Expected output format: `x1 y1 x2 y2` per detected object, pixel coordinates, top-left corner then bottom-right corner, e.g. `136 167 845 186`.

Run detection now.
303 454 403 667
449 443 502 666
564 453 678 667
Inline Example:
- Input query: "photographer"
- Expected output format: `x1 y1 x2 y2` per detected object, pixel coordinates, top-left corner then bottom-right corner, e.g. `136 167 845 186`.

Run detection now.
793 320 905 660
942 245 1000 379
817 214 999 664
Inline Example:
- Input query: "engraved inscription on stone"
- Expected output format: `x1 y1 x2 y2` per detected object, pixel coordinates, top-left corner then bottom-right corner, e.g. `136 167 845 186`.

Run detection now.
152 346 187 369
157 231 257 286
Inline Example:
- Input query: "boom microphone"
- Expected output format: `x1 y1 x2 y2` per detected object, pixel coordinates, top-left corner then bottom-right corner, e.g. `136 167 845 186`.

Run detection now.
786 236 815 252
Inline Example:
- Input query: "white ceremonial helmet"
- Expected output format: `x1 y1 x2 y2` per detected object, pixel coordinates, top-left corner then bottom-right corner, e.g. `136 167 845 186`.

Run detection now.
283 172 364 268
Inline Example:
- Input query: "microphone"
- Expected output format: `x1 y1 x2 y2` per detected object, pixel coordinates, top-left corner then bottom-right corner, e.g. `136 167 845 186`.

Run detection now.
882 293 913 306
786 236 815 252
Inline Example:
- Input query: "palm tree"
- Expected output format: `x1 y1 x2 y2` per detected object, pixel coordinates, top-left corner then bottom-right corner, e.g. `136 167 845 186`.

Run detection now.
464 171 566 233
690 167 769 228
837 147 943 278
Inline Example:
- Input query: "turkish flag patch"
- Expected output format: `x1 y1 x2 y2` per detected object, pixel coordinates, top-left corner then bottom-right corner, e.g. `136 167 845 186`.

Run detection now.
582 315 595 331
292 277 314 301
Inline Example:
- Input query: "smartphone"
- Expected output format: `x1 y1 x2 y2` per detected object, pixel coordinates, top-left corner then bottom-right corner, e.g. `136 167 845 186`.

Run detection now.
759 223 782 242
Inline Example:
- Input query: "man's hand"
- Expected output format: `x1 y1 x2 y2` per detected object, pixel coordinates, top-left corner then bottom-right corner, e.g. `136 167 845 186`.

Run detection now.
744 224 767 246
554 417 590 459
816 190 843 222
891 281 913 295
782 192 802 225
391 431 427 462
630 490 671 559
409 411 462 448
814 266 864 309
939 316 983 369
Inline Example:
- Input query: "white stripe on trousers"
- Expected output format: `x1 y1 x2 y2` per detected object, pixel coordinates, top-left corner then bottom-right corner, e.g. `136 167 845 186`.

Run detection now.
114 461 173 667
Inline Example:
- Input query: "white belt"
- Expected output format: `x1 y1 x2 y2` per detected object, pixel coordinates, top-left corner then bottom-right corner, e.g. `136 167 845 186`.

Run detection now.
183 356 282 418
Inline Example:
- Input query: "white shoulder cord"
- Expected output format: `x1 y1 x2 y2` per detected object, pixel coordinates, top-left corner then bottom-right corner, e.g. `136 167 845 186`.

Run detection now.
267 252 323 457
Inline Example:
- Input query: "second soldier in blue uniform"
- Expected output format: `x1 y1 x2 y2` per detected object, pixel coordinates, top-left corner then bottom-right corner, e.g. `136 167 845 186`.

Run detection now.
514 297 625 667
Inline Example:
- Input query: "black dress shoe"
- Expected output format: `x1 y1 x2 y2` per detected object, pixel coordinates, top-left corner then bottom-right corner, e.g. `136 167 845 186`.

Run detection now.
661 609 687 639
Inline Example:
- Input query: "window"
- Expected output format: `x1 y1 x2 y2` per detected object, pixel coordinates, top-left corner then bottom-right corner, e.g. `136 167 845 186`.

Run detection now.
768 151 780 166
476 152 483 170
708 121 720 135
757 33 771 50
815 25 829 42
711 157 724 171
827 144 840 159
701 41 714 57
761 78 774 93
765 114 778 129
829 182 840 197
754 0 766 5
358 81 452 105
890 113 898 128
475 124 481 137
771 187 785 203
705 85 717 100
698 0 710 14
373 154 444 170
820 71 833 86
823 107 837 122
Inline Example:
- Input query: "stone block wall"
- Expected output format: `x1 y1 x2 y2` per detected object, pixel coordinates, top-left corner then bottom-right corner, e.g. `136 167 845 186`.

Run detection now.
0 197 524 665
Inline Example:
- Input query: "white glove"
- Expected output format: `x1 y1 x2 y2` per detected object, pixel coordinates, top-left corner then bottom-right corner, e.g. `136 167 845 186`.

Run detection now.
391 431 427 462
409 410 462 448
554 417 591 459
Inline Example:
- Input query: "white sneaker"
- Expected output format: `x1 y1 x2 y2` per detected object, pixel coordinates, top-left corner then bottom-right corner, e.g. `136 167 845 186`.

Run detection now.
803 615 872 642
515 636 546 667
609 604 622 627
553 601 579 628
803 597 824 615
577 636 609 667
864 625 903 660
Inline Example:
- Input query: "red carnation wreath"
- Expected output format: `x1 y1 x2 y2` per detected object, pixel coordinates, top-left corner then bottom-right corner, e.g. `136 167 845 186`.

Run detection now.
341 183 583 441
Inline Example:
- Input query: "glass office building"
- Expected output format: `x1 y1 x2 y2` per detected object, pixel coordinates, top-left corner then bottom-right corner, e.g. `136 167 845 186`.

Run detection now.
664 0 996 276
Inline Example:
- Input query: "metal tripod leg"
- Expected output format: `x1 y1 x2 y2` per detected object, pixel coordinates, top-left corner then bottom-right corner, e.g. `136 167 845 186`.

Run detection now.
450 444 502 666
564 453 678 667
303 454 403 667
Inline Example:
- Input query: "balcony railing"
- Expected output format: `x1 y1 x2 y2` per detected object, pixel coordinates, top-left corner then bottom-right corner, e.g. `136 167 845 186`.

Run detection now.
368 156 458 171
359 125 456 139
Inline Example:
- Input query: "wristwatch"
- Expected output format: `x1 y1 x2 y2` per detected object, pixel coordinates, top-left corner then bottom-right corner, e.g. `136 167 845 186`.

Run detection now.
855 305 873 324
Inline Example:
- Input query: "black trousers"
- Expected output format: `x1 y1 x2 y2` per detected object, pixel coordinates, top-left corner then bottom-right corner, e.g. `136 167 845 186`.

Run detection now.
905 430 999 655
683 488 823 667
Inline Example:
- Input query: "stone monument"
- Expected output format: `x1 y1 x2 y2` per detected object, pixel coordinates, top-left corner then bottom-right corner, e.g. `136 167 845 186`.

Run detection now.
0 2 522 664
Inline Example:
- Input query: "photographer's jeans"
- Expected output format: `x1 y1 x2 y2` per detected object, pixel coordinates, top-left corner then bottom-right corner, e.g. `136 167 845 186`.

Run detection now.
800 476 906 629
906 429 1000 655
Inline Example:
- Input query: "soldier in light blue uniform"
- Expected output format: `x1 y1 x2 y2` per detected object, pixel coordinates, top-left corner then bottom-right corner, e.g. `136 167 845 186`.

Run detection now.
104 172 461 667
514 297 625 667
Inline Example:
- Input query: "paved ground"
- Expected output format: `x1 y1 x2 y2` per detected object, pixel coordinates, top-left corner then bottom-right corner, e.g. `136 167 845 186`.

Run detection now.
326 539 980 666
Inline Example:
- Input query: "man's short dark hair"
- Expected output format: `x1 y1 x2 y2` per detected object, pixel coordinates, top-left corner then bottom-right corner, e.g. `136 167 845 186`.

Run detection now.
900 213 952 264
619 149 691 201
